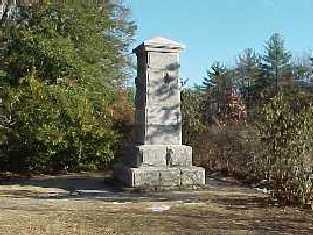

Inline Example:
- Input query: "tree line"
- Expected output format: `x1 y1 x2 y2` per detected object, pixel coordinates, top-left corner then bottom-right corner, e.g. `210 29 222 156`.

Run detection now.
182 33 313 208
0 0 136 173
199 33 313 125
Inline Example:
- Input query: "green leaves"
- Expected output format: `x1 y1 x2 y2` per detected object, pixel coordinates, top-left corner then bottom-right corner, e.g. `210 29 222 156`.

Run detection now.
257 93 313 207
181 88 206 145
2 2 135 87
0 1 135 172
7 72 120 171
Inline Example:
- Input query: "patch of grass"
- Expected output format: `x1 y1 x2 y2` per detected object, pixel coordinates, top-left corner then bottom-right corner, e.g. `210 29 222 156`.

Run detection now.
0 175 312 234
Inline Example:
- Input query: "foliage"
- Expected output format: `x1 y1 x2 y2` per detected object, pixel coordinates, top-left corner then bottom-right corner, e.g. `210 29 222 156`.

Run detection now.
257 93 313 208
5 72 119 172
1 2 135 86
202 34 294 118
192 123 261 179
181 86 256 179
181 87 206 146
203 62 233 104
0 1 136 172
236 48 262 109
192 33 313 209
262 33 292 93
202 62 247 125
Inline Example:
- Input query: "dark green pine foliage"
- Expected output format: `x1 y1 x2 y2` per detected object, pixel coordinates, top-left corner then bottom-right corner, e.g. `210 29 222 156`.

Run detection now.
203 62 227 91
262 33 292 94
202 62 232 122
203 62 233 105
236 48 262 107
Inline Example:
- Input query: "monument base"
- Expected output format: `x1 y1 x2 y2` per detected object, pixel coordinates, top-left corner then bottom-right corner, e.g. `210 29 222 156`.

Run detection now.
115 166 205 188
121 145 193 168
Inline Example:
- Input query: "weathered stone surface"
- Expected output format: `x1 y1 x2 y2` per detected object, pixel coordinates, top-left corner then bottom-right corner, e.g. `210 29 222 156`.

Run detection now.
120 145 192 168
141 36 186 50
145 125 181 145
115 37 205 188
169 145 193 167
133 37 183 146
180 167 206 185
147 106 180 126
116 166 205 187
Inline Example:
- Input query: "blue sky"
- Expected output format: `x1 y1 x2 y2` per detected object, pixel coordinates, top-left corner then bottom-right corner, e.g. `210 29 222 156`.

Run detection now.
127 0 313 84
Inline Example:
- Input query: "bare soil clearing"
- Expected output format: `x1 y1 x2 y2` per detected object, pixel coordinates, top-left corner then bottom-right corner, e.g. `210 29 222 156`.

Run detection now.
0 174 312 234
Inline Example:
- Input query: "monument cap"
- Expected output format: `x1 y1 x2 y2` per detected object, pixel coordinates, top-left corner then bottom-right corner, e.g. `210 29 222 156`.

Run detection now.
133 36 185 54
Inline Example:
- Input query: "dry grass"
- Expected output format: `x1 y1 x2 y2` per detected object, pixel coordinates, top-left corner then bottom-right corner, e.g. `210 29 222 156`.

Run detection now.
0 174 312 234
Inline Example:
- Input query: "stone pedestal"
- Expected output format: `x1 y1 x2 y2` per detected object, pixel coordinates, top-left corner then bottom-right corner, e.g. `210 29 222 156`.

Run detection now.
116 145 205 187
115 37 205 188
117 165 205 188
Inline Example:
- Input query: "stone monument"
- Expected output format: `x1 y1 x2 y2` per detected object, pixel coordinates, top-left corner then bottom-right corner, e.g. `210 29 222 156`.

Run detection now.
115 37 205 187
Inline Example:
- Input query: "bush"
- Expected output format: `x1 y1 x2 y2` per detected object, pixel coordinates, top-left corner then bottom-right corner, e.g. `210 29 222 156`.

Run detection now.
181 87 261 180
257 93 313 208
4 73 120 172
182 87 313 208
192 124 262 180
181 88 206 146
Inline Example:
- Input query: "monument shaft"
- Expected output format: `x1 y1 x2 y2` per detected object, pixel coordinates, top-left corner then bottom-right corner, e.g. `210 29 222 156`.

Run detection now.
134 42 182 145
115 37 205 187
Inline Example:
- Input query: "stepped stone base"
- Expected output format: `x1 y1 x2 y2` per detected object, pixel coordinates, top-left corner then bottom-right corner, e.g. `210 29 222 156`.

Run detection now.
121 145 193 167
115 166 205 188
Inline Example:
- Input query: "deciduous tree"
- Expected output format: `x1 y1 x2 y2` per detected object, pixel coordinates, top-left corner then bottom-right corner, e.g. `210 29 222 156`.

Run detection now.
0 0 136 172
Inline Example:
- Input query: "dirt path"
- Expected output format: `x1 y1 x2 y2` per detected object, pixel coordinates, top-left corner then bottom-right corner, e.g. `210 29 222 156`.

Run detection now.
0 174 312 234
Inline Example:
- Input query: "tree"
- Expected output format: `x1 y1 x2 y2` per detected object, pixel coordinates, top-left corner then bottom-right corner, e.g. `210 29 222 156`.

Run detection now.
263 33 292 93
2 1 135 87
203 62 231 108
203 62 228 91
292 52 313 88
202 62 228 122
203 62 247 124
236 48 262 108
0 1 136 172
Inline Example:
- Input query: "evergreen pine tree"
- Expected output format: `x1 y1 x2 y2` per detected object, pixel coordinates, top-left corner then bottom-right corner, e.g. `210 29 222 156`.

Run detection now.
236 48 262 107
262 33 292 93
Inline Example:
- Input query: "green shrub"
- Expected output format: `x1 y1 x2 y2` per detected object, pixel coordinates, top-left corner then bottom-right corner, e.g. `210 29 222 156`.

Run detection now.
5 72 119 172
257 93 313 208
181 88 206 146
